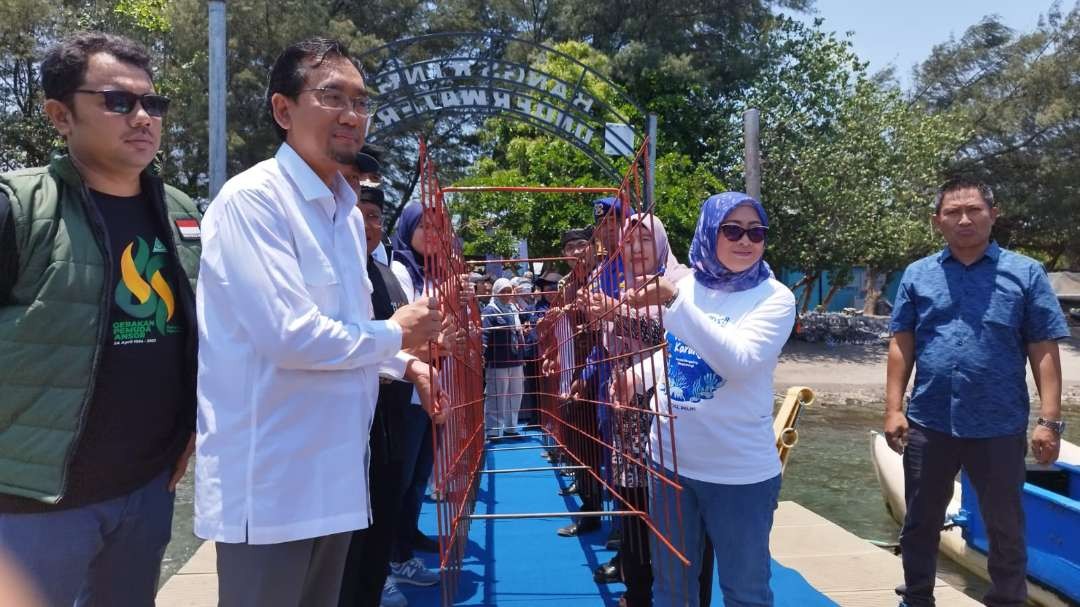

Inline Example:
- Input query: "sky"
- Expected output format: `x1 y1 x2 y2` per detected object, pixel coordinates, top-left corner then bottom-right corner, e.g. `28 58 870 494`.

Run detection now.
790 0 1059 89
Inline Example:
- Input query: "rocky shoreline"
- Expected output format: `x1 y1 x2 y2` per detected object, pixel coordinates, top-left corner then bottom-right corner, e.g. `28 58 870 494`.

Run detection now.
777 383 1080 410
775 334 1080 409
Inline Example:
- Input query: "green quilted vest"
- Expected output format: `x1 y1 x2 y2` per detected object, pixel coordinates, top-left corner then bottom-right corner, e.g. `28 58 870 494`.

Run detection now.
0 156 201 503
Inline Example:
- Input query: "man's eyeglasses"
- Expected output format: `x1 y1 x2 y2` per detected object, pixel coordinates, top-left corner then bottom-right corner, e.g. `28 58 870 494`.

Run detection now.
75 90 171 117
563 241 590 255
719 224 768 243
303 88 372 117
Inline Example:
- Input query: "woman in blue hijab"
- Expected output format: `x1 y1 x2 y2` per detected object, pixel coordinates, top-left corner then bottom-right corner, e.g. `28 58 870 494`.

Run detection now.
386 201 445 587
390 202 426 299
626 193 796 606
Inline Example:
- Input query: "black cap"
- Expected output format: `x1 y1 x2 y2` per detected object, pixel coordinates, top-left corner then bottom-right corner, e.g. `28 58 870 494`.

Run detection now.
561 226 593 248
361 143 386 163
354 152 381 175
358 186 385 208
535 271 563 288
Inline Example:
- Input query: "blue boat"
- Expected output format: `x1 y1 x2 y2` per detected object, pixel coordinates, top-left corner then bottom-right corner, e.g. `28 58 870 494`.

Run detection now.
956 461 1080 605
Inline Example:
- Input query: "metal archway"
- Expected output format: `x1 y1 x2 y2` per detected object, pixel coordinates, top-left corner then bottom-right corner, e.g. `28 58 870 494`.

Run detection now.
356 32 657 191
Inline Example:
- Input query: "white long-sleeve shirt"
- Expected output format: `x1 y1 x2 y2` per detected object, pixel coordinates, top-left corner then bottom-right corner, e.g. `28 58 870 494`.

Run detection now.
647 274 795 485
195 144 412 544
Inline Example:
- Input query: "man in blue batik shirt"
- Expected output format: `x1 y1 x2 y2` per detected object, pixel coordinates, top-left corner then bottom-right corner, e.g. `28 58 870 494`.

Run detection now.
884 177 1069 607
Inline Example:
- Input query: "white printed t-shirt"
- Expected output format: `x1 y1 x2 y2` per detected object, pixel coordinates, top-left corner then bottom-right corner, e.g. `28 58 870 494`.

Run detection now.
647 274 795 485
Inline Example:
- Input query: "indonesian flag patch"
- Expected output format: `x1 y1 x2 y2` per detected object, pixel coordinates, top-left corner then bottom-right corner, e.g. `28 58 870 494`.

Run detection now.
175 218 201 240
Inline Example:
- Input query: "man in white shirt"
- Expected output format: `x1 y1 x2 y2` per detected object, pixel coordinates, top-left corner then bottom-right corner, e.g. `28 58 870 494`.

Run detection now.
194 37 442 607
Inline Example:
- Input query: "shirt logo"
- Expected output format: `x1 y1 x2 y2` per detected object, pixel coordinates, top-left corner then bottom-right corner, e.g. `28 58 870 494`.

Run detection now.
661 333 726 405
113 236 180 343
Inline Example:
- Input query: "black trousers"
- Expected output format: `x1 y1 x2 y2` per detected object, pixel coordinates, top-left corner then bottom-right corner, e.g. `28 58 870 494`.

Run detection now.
618 486 654 606
521 356 539 424
568 385 603 512
392 405 435 563
339 431 403 606
899 421 1027 607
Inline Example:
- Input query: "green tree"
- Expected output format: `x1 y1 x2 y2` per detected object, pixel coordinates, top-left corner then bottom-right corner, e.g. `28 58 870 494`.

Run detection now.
1 0 67 171
0 0 177 171
446 39 725 265
162 0 380 199
913 4 1080 268
743 19 965 311
449 40 633 260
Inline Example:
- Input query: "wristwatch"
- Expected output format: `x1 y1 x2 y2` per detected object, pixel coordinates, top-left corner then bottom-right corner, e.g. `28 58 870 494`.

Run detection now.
1037 417 1066 435
663 288 680 309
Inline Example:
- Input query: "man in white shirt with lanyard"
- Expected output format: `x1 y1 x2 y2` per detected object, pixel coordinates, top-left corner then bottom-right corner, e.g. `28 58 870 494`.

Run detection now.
194 38 443 606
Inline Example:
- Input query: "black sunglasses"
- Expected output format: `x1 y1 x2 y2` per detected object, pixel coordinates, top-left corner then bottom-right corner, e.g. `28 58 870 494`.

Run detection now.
719 224 768 243
75 90 171 117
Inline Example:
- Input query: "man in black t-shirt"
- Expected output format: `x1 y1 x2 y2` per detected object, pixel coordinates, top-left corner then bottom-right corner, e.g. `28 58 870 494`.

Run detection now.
0 33 200 606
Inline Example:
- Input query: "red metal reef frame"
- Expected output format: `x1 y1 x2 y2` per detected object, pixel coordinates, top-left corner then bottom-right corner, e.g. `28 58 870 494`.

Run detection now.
415 136 691 605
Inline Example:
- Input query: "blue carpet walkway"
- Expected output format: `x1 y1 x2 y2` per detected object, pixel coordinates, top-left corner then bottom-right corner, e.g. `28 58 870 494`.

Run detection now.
399 432 836 606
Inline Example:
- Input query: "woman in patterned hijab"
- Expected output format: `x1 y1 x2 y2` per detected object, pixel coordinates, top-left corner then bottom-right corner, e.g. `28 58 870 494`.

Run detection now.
689 192 773 292
623 192 795 607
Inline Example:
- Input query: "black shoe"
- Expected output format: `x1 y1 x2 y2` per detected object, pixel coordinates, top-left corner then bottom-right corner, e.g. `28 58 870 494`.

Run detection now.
559 482 578 496
594 560 621 583
412 532 440 553
557 517 601 537
605 527 622 550
503 429 521 437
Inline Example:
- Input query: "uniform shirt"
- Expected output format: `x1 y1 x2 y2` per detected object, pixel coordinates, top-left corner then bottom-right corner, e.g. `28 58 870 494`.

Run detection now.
482 299 525 368
195 144 412 544
645 275 795 485
890 243 1069 438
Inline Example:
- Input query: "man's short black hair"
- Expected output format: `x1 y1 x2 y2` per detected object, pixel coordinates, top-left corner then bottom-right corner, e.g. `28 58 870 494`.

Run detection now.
265 37 355 141
935 176 995 212
40 32 153 105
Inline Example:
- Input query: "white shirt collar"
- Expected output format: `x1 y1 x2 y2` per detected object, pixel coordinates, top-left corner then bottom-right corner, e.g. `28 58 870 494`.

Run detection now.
275 143 358 218
371 241 388 265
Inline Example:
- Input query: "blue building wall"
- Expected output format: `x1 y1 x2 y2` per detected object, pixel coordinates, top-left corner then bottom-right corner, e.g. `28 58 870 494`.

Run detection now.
776 267 902 312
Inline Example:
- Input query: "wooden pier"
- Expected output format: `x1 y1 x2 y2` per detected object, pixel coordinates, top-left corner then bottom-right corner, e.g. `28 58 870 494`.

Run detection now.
156 500 979 606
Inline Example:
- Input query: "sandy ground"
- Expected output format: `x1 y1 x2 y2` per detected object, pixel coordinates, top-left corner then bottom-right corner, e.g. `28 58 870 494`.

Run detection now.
775 327 1080 407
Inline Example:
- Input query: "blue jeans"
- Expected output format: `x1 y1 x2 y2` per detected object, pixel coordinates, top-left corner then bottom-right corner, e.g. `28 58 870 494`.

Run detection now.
0 469 174 606
650 469 781 607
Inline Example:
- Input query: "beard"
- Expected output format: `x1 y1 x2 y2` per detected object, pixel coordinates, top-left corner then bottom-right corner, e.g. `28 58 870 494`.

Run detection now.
328 138 363 166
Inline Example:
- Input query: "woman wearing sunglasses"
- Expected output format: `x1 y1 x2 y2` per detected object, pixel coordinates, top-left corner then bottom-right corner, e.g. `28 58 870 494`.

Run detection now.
626 192 795 606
